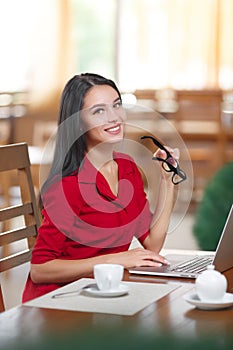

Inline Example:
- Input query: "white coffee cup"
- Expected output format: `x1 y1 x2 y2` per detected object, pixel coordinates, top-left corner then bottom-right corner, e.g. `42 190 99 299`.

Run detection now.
94 264 124 291
195 265 227 302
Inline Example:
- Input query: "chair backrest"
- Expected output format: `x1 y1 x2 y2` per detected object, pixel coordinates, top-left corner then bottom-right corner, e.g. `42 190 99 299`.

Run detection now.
0 142 40 311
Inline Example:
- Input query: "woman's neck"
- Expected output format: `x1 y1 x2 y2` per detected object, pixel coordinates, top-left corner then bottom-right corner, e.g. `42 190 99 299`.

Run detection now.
86 143 120 196
86 143 115 170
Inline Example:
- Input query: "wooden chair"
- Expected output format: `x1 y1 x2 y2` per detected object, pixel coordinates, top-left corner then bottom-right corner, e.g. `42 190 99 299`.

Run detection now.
0 142 40 311
170 90 224 204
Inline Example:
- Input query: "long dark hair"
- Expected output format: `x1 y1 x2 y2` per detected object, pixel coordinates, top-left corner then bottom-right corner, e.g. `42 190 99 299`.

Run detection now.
41 73 121 196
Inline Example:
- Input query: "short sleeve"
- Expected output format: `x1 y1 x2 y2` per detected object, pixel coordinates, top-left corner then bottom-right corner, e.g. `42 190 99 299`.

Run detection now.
31 212 67 264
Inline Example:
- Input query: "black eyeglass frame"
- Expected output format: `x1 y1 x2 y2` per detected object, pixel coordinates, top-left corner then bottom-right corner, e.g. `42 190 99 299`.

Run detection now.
141 135 187 185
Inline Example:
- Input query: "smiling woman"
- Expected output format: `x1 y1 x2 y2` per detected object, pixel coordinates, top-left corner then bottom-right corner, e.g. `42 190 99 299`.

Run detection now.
81 85 126 147
22 73 179 302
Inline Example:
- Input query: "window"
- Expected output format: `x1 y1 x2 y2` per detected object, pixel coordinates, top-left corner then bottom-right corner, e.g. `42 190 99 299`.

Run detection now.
71 0 117 80
117 0 233 91
1 0 233 97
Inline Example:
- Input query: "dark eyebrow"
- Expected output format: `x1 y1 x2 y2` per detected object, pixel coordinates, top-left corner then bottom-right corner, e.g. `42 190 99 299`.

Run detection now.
90 103 105 110
89 97 121 111
113 97 122 103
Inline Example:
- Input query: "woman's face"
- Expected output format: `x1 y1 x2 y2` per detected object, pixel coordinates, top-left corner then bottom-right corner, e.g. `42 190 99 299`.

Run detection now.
80 85 126 149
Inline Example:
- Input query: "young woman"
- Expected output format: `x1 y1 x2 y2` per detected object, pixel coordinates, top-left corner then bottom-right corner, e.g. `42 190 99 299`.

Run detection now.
22 73 177 302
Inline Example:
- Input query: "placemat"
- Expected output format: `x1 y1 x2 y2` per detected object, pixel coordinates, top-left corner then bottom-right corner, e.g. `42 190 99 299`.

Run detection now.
24 278 179 316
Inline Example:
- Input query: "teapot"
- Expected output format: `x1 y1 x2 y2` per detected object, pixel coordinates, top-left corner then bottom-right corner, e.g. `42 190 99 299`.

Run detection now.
195 265 227 302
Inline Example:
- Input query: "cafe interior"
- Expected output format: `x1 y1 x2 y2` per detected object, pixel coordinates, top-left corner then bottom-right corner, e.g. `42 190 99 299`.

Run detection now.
0 1 233 348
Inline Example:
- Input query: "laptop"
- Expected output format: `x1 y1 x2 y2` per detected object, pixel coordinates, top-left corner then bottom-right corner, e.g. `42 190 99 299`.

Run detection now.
129 204 233 279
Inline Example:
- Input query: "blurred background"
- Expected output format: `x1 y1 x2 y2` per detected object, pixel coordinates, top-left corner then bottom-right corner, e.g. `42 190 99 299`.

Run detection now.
0 0 233 130
1 0 233 308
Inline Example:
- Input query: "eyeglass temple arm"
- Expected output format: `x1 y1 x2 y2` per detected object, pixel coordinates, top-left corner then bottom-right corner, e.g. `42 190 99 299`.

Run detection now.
141 135 171 156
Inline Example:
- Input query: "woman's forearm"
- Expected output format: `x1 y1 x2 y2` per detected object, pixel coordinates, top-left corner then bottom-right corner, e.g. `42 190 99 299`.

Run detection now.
143 177 176 252
30 254 110 284
30 247 170 284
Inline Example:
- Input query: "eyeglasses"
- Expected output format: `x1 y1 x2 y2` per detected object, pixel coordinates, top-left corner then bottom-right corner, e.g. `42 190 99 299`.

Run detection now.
141 135 187 185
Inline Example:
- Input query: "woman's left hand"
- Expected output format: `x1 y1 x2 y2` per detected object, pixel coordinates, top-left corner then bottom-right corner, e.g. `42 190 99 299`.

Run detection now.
153 146 180 181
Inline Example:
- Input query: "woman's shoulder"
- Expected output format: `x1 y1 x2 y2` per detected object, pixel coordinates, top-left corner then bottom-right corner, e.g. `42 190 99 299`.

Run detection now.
50 174 78 189
42 174 79 202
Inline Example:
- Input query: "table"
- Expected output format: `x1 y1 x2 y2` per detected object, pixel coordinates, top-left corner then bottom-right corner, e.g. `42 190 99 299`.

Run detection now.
0 251 233 349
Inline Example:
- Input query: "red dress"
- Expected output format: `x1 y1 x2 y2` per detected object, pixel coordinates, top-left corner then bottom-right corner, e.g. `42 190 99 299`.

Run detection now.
22 152 152 302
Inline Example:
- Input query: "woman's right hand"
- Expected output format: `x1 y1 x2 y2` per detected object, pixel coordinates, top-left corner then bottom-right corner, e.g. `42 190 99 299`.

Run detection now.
106 248 169 268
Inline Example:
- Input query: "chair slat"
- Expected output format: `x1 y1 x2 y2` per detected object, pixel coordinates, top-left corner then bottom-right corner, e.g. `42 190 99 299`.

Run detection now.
0 203 33 221
0 142 41 311
0 225 37 245
0 249 32 272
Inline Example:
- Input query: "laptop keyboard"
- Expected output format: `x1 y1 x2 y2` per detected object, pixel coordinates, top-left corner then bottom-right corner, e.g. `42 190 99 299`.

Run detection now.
168 256 214 274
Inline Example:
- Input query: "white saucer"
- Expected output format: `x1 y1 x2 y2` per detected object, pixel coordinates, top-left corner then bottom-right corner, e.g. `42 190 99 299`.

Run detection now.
183 292 233 310
83 283 129 298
